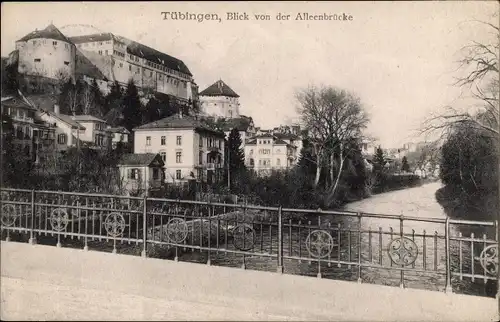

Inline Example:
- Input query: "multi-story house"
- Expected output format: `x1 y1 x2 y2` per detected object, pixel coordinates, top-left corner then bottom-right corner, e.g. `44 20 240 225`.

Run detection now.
36 104 86 152
133 113 225 184
1 94 57 164
199 80 240 119
70 115 112 149
117 153 165 196
69 32 198 105
107 126 130 148
244 134 298 176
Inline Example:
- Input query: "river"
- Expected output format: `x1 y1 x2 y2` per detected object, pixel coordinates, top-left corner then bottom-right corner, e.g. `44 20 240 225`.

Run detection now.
175 182 497 296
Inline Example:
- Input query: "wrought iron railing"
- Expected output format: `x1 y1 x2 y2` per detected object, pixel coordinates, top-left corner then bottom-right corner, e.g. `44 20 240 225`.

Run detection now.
0 187 498 295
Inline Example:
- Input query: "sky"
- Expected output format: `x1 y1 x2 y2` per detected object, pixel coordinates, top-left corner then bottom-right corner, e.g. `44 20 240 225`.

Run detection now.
1 1 498 148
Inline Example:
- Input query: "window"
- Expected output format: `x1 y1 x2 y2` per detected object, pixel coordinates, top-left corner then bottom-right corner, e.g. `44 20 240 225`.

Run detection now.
33 40 38 45
57 134 67 145
176 152 182 163
64 44 69 50
99 42 103 45
153 168 160 180
161 136 166 145
129 65 132 71
64 61 69 65
119 62 123 68
34 58 41 62
199 137 203 147
250 149 253 155
150 71 153 77
176 136 182 146
52 41 57 46
176 170 182 180
137 67 140 74
250 158 254 166
199 151 203 165
128 168 141 180
146 136 151 146
98 50 102 55
277 158 281 166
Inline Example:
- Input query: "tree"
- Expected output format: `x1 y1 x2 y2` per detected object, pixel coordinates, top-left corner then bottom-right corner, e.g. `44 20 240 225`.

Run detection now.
401 156 410 173
297 136 317 178
372 147 386 175
296 85 369 204
226 128 246 191
122 80 143 132
103 81 123 116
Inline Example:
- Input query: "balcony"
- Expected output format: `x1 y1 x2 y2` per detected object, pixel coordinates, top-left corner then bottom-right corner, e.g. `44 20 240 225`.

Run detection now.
12 115 34 124
196 162 224 169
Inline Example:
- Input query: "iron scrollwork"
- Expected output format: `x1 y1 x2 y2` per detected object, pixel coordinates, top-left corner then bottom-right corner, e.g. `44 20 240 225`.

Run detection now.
50 208 69 232
233 224 256 251
166 218 189 243
388 237 418 266
478 244 498 276
1 204 17 227
306 230 335 259
103 212 126 237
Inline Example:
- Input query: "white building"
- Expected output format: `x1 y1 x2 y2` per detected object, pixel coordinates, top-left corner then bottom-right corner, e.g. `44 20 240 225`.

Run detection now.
244 134 299 176
36 104 86 152
117 153 165 196
71 115 113 149
69 32 198 104
199 80 240 119
107 126 130 148
15 24 76 81
133 113 225 184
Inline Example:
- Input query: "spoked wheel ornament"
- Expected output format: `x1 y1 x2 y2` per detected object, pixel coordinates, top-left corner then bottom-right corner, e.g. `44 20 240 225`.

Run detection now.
50 208 69 232
477 244 498 276
306 230 335 258
1 204 17 227
388 237 418 266
103 212 126 237
166 218 189 244
233 224 256 251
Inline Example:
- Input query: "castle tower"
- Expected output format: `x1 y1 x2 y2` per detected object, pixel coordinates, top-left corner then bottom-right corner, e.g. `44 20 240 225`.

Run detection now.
15 24 76 81
199 79 240 119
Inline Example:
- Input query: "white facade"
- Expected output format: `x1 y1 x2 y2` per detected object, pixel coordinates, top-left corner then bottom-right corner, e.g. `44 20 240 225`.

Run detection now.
71 116 112 149
244 135 298 175
16 29 76 81
201 95 240 119
118 164 164 195
133 128 225 184
36 111 84 152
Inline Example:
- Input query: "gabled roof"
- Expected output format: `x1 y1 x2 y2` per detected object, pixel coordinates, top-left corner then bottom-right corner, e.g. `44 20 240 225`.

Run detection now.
71 115 106 123
42 111 86 130
1 95 37 111
70 33 192 76
118 153 164 167
134 113 225 137
17 24 72 44
274 133 300 140
199 80 239 98
108 126 130 134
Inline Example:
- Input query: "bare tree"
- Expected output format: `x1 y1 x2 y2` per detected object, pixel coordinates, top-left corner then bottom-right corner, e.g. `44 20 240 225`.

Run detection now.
422 15 499 141
296 85 369 200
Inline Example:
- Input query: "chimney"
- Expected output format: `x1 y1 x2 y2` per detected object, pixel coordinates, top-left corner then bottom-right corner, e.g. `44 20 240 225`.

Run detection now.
54 104 60 115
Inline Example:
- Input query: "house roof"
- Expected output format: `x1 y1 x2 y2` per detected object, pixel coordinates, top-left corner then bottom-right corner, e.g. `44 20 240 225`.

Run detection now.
17 24 72 44
108 126 130 134
71 115 106 123
274 133 300 140
1 95 37 111
134 113 225 137
44 111 86 130
118 153 164 167
70 33 192 76
199 80 239 98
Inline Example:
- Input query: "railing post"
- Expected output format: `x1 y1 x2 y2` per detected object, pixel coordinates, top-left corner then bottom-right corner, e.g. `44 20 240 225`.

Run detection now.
445 216 453 293
28 189 36 245
496 220 500 303
399 214 405 289
357 212 362 283
277 206 283 274
141 195 147 258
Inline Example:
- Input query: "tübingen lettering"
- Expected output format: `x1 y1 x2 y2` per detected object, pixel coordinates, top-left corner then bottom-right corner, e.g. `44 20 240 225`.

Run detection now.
295 13 353 21
161 12 222 23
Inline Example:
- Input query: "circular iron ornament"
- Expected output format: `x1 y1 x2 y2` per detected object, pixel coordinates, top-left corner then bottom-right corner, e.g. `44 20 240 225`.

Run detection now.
388 237 418 266
103 212 126 237
233 224 256 251
1 204 17 227
306 230 335 259
50 208 69 232
166 218 189 244
478 244 498 276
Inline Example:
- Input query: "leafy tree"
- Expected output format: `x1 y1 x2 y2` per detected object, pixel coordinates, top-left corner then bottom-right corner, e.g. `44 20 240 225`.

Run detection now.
401 156 410 172
122 80 143 132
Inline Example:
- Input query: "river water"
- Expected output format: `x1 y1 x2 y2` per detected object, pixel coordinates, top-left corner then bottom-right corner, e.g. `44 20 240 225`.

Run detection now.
175 182 497 297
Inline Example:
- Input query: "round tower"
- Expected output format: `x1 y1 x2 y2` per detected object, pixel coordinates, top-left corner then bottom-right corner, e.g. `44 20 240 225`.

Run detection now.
15 24 76 81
